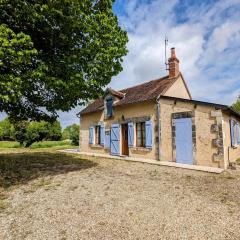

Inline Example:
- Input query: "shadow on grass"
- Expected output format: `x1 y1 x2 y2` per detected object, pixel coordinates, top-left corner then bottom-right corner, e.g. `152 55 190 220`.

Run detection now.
0 152 97 188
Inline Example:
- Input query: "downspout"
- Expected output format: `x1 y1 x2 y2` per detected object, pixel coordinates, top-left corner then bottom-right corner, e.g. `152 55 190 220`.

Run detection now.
156 98 161 161
76 113 81 152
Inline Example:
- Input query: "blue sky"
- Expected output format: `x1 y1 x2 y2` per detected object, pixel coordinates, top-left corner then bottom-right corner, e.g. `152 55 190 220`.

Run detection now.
110 0 240 104
1 0 240 128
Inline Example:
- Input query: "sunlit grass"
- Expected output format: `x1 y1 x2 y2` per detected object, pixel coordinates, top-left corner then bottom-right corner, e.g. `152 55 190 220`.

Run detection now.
0 141 20 148
0 140 78 150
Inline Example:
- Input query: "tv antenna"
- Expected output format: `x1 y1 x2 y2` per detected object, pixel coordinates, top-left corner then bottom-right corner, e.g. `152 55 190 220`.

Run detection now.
164 36 169 71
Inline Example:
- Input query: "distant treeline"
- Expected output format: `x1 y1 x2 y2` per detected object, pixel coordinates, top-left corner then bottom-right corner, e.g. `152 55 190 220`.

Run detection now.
0 118 79 147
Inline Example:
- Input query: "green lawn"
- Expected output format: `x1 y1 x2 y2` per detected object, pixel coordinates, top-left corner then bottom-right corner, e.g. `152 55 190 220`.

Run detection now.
0 141 20 148
0 140 78 150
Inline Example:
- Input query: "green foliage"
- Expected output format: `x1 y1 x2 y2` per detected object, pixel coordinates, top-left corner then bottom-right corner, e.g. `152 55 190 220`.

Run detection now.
63 124 80 145
0 118 15 140
62 128 70 140
24 120 62 147
0 118 62 146
13 121 29 146
0 0 128 120
25 121 50 147
232 96 240 113
46 121 62 141
0 24 44 120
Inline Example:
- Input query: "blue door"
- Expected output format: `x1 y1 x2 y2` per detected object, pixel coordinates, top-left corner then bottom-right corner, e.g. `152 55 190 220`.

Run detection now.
175 118 193 164
111 124 120 155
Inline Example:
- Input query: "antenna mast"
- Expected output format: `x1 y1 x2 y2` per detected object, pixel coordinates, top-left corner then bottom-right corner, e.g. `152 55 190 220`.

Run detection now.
164 36 169 71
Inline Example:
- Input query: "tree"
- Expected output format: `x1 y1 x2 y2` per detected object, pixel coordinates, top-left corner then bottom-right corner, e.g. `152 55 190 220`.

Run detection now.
25 121 49 147
0 118 15 140
0 0 128 121
62 127 71 140
63 124 80 145
46 121 62 141
232 96 240 113
12 120 62 147
0 24 44 121
69 124 80 146
14 121 29 146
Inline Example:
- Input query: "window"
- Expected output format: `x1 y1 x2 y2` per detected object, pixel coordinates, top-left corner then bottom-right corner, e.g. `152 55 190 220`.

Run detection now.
136 122 146 147
230 119 240 146
95 126 101 145
106 97 113 117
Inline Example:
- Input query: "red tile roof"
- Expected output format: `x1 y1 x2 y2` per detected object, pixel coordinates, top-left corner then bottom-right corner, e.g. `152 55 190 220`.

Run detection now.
80 75 177 115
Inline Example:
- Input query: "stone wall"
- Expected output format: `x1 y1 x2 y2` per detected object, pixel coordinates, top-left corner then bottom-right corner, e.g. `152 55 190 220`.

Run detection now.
159 98 225 168
222 112 240 167
80 100 157 160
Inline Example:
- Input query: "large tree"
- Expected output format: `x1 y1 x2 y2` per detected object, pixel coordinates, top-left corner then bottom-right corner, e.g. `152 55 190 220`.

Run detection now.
232 95 240 113
0 0 128 120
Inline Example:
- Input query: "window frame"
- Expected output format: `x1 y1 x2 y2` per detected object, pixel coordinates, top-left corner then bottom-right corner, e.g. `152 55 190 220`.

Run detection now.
95 125 101 145
106 97 113 117
230 119 240 147
136 122 146 147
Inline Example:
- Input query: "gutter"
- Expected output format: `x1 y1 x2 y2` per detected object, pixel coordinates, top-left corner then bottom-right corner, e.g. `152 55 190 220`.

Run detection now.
156 98 161 161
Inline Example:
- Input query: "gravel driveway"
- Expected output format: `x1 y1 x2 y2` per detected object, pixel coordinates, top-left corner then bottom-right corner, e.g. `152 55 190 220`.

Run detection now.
0 151 240 240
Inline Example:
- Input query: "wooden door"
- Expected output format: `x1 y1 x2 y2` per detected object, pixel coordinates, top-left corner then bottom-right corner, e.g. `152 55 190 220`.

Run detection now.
122 124 129 156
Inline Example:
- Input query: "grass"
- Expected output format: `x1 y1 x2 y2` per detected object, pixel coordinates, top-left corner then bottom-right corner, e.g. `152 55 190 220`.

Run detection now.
0 141 20 148
0 140 78 150
30 140 77 149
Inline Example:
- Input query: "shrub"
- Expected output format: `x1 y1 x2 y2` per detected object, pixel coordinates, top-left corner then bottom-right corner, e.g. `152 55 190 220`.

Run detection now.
63 124 80 145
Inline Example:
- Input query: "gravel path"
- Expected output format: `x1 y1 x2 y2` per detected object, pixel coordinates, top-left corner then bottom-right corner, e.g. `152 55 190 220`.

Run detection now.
0 153 240 240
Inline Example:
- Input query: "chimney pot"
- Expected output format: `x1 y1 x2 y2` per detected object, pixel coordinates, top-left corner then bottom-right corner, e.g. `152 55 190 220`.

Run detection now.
171 47 176 58
168 47 179 78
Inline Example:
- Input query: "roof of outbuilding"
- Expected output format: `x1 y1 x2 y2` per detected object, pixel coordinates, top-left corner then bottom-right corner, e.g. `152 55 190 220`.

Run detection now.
80 74 178 115
160 95 240 118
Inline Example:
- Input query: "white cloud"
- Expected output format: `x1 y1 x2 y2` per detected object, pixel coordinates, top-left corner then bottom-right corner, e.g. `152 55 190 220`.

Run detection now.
111 0 240 106
2 1 240 127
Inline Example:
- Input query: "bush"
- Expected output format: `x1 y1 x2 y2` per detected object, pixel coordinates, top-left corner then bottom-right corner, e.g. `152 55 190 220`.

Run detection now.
63 124 80 145
62 128 70 140
12 119 62 147
47 121 62 141
25 121 50 147
0 118 62 147
14 121 29 146
0 118 15 141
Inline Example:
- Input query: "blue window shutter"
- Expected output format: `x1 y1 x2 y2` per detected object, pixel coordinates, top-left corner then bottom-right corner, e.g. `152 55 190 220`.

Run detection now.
237 123 240 145
230 119 235 146
104 132 110 148
89 126 94 145
128 122 134 147
145 120 152 149
106 98 113 117
100 123 105 146
110 124 120 155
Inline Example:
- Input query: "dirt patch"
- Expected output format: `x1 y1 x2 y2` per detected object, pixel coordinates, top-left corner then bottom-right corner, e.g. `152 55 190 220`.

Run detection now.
0 151 240 239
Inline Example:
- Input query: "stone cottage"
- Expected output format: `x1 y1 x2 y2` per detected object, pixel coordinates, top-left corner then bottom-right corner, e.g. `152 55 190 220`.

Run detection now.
79 48 240 171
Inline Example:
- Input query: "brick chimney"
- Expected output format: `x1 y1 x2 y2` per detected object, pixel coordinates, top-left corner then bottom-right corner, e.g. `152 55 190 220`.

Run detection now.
168 47 179 78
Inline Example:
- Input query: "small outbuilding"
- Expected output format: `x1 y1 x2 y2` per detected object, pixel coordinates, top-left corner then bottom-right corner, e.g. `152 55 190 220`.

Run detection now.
79 48 240 171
